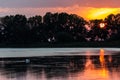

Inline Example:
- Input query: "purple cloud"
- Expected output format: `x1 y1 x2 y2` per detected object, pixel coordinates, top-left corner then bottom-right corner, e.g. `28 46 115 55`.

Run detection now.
0 0 120 8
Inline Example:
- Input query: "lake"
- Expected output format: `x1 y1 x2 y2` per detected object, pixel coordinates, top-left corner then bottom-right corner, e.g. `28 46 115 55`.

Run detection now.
0 48 120 80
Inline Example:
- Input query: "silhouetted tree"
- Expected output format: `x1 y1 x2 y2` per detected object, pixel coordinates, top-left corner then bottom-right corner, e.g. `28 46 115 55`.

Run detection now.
28 15 42 29
1 14 30 43
0 12 120 45
1 15 14 42
55 32 74 43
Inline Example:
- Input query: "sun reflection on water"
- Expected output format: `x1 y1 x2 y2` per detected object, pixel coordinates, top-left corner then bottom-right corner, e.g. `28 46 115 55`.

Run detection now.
99 49 105 67
74 49 112 80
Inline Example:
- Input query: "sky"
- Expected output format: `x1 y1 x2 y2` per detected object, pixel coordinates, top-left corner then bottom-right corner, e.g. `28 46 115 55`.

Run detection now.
0 0 120 20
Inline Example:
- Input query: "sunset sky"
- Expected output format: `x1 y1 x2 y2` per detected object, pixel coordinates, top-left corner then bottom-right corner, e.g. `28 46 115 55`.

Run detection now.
0 0 120 20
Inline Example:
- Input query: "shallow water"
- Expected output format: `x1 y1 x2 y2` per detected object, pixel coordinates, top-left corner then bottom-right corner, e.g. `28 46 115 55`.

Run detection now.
0 48 120 80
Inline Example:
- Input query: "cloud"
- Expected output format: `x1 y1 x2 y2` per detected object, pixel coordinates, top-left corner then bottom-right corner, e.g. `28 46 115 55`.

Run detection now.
0 0 77 8
0 0 120 8
0 5 120 20
0 8 9 13
0 5 92 18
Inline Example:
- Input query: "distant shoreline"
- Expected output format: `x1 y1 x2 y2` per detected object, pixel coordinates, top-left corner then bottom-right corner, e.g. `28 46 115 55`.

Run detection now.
0 41 119 48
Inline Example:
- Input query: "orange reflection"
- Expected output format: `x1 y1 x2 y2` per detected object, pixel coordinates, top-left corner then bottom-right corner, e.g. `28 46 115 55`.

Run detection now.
85 51 94 69
86 49 108 78
108 55 112 63
74 49 110 80
99 49 105 67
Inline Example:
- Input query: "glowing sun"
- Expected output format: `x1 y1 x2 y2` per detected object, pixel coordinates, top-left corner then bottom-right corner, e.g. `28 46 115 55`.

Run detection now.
99 23 105 28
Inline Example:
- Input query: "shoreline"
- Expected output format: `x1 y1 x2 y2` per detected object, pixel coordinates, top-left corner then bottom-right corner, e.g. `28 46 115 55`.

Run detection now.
0 41 119 48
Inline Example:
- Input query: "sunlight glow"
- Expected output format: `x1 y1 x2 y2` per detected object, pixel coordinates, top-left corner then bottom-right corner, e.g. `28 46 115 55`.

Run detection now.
87 8 118 20
100 23 105 28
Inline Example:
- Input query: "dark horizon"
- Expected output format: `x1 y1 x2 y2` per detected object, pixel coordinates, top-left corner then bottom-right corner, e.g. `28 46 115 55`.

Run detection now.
0 12 119 48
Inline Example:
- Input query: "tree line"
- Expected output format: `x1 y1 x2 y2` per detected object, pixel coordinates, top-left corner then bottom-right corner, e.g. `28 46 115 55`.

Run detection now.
0 12 120 44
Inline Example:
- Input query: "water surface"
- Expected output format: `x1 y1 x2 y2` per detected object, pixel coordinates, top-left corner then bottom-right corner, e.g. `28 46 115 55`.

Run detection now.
0 48 119 80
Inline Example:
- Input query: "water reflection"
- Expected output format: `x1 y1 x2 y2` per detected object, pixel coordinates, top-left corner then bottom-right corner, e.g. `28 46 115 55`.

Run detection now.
81 49 109 80
0 49 120 80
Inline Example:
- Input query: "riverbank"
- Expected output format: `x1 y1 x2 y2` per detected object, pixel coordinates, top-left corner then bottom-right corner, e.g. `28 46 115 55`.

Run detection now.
0 41 119 48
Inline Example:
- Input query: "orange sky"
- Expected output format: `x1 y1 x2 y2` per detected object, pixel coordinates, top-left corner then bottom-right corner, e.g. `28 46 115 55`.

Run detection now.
0 0 120 20
0 5 119 20
59 5 120 20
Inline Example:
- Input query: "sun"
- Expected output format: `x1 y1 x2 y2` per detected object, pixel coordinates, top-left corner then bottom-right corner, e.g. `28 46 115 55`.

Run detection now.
86 8 118 20
99 23 105 28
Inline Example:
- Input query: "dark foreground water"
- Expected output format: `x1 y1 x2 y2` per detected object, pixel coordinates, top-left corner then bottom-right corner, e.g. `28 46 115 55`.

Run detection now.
0 48 120 80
